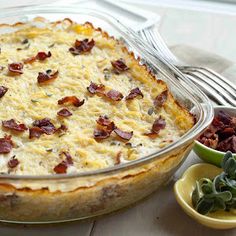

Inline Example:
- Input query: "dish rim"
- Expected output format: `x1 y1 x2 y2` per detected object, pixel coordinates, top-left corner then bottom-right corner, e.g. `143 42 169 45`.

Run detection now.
0 6 213 180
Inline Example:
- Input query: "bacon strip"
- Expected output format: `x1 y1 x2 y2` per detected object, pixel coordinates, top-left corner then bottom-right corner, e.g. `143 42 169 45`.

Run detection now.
87 82 105 94
125 87 143 100
154 90 168 108
0 135 13 154
111 59 129 72
58 96 85 107
114 128 133 140
2 119 27 132
57 108 72 117
37 70 58 84
8 155 19 168
69 39 95 55
106 89 124 101
24 51 51 64
0 86 8 98
8 63 23 75
54 151 73 174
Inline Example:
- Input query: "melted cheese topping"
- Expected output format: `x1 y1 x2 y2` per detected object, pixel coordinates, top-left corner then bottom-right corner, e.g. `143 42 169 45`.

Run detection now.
0 19 194 175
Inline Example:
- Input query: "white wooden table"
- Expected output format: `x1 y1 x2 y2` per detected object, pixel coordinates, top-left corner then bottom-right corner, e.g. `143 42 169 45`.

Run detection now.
1 1 236 235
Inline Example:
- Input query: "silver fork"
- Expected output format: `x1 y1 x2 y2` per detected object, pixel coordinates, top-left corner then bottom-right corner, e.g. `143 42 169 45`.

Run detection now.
139 27 236 106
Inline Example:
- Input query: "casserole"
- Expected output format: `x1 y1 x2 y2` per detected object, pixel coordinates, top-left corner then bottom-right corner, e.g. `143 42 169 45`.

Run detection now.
0 6 213 223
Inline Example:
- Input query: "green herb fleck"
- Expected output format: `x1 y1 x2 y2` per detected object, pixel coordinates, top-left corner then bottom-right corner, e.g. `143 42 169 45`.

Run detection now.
147 107 154 116
103 68 111 81
46 148 53 152
45 93 53 97
31 99 39 103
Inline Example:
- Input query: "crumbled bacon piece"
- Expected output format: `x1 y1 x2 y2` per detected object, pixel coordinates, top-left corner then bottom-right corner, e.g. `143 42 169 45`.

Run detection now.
114 128 133 140
8 62 23 75
97 115 111 126
24 51 51 64
218 110 232 125
2 119 27 132
144 116 166 137
36 51 51 61
153 90 168 108
151 116 166 133
32 118 56 135
125 87 143 100
54 151 73 174
106 89 124 101
0 135 13 153
93 128 111 140
23 56 36 64
198 110 236 153
217 135 236 153
53 162 67 174
56 124 68 133
61 151 73 165
8 156 19 168
87 82 105 94
69 39 95 55
111 59 129 72
94 115 133 141
37 70 58 84
0 86 8 98
57 108 72 117
115 151 122 165
58 96 84 107
29 127 44 139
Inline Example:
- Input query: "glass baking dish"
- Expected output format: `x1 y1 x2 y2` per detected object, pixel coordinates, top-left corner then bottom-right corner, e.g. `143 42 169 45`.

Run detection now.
0 6 213 224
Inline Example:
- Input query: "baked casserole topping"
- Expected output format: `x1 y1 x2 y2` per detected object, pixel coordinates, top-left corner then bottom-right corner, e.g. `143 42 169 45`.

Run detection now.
0 18 194 175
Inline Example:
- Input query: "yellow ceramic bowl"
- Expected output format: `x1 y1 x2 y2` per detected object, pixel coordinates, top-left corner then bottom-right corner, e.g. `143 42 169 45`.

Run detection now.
174 163 236 229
